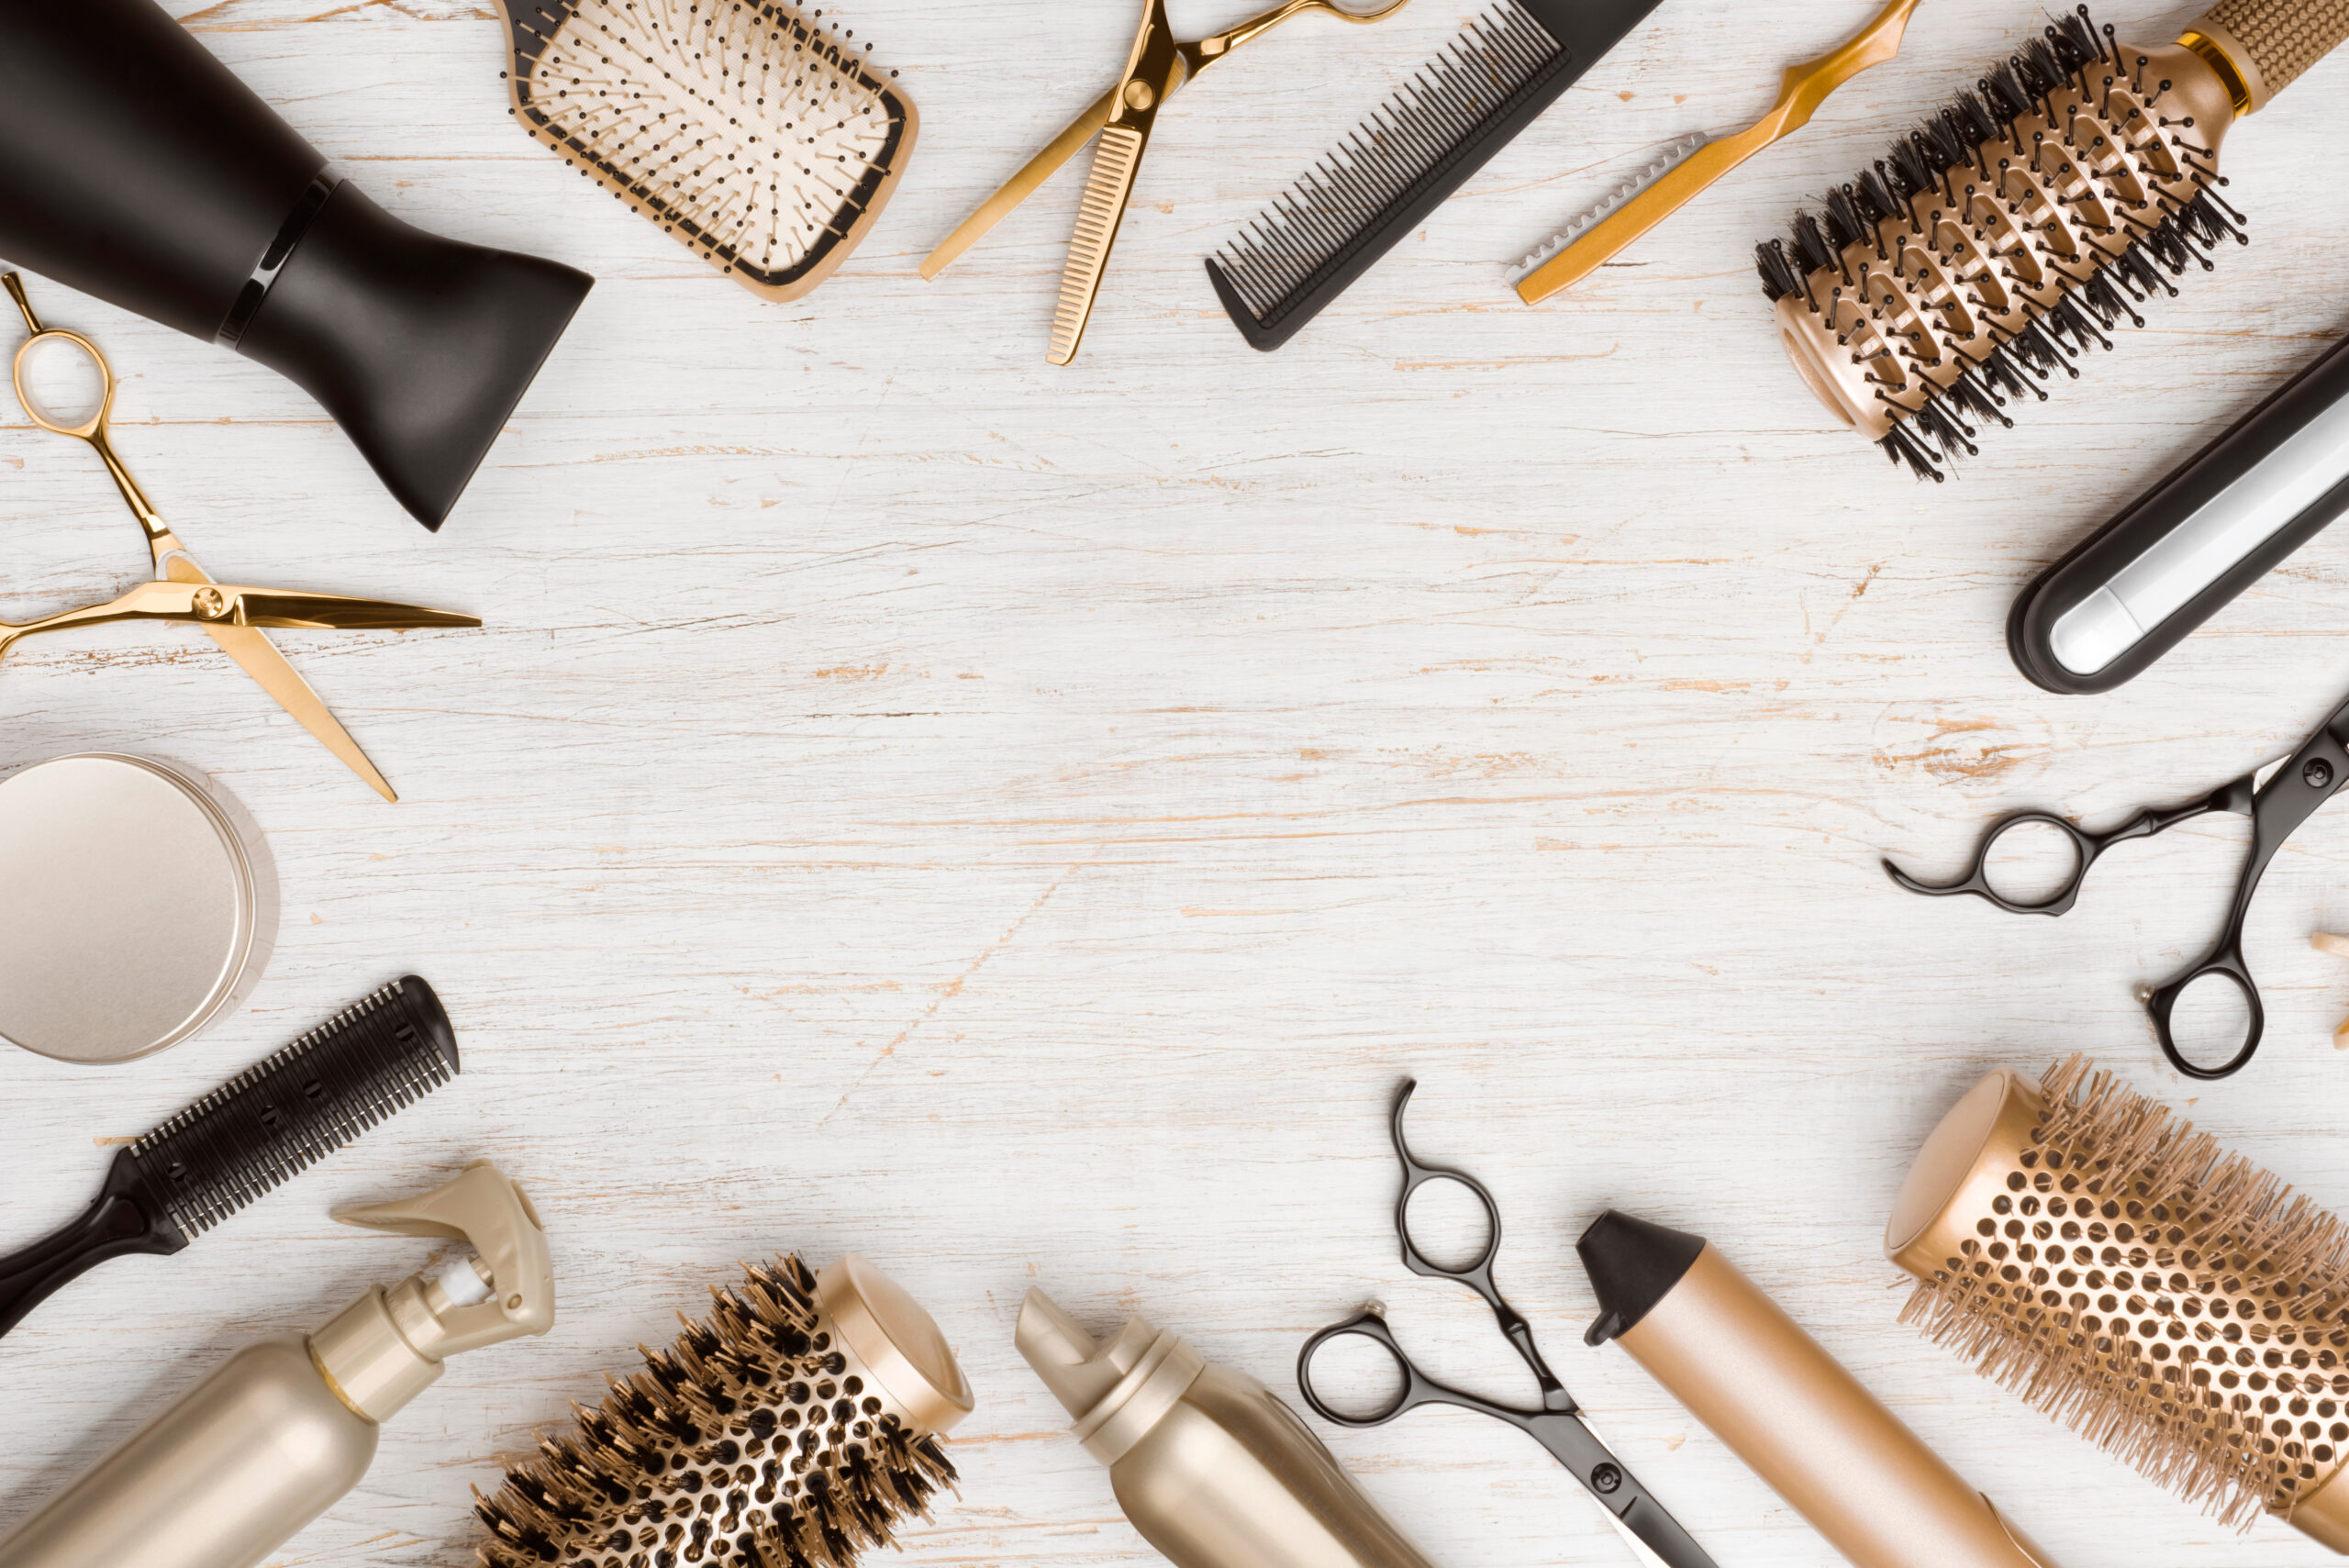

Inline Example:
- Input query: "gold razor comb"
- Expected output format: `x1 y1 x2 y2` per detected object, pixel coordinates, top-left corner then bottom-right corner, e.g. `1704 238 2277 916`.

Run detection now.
1513 0 1925 304
1759 0 2349 481
1892 1059 2349 1550
493 0 918 302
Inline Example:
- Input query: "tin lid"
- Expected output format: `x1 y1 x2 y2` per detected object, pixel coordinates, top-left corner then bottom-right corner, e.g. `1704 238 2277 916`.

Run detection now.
0 754 271 1063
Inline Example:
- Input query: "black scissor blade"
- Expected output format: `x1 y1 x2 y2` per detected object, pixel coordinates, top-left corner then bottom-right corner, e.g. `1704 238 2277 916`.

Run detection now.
1531 1411 1719 1568
1613 1491 1720 1568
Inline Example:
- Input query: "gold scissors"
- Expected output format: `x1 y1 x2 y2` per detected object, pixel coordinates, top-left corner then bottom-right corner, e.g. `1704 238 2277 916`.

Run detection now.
921 0 1408 364
5 272 480 801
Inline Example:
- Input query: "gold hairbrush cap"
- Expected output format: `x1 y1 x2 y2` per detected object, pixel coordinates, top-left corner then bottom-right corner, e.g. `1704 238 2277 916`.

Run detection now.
818 1253 976 1438
1890 1060 2349 1551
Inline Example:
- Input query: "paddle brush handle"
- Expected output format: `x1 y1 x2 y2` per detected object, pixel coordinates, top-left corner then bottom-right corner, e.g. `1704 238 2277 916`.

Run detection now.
0 1150 184 1340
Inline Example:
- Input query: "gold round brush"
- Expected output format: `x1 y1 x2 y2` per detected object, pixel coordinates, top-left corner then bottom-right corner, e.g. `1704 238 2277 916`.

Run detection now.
1757 1 2349 480
1888 1059 2349 1551
475 1254 974 1568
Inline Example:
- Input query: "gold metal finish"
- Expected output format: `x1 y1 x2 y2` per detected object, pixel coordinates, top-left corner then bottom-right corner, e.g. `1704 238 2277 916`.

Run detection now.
1769 36 2238 445
1016 1289 1442 1568
918 0 1408 355
0 1162 551 1568
4 273 481 801
1514 0 1924 304
2181 28 2259 114
0 580 478 658
476 1254 965 1568
1889 1060 2349 1547
1612 1244 2058 1568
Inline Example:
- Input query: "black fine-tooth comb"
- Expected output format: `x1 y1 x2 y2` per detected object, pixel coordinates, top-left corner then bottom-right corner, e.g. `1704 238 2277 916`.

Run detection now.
1207 0 1664 351
0 975 460 1340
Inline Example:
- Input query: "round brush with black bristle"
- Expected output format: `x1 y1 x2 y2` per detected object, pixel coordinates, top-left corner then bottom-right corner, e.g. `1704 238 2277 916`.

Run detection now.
475 1254 974 1568
1756 1 2348 481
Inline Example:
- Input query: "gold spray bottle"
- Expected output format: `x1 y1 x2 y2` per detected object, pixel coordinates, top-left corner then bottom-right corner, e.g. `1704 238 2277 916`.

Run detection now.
0 1162 554 1568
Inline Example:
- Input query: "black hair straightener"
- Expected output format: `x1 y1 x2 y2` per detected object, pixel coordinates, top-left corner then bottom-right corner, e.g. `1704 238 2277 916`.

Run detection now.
2011 330 2349 693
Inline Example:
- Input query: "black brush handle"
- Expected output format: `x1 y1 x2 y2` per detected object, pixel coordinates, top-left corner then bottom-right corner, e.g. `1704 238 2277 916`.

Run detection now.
0 1149 184 1341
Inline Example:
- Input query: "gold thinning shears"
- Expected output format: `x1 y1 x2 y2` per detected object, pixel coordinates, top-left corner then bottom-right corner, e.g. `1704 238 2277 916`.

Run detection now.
921 0 1408 364
5 272 480 801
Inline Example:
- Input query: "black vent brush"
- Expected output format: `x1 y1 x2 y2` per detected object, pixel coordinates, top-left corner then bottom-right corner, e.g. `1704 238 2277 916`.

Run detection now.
1207 0 1664 351
0 975 459 1340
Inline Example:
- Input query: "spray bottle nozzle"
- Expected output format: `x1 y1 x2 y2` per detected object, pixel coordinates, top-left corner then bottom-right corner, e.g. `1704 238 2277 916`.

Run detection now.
309 1161 555 1422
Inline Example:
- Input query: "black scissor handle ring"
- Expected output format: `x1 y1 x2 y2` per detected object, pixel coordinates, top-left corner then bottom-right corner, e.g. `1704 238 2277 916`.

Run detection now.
1297 1306 1421 1428
2148 949 2264 1081
1883 810 2097 917
1391 1079 1504 1285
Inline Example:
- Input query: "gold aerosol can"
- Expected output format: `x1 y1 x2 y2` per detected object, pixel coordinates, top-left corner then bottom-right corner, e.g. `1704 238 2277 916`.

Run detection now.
1017 1287 1439 1568
0 1162 553 1568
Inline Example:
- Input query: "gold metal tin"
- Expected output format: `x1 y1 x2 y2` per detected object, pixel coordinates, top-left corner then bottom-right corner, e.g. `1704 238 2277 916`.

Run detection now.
0 753 274 1063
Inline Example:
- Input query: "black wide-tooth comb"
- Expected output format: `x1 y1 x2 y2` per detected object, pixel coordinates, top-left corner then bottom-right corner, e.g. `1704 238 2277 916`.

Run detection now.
1207 0 1664 351
0 975 460 1340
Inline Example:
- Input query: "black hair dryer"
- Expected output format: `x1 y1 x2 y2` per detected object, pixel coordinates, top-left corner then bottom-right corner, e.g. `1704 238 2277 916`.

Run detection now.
0 0 593 530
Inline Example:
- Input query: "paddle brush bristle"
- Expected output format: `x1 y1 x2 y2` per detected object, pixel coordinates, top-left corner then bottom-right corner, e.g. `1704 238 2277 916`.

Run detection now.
1756 6 2250 481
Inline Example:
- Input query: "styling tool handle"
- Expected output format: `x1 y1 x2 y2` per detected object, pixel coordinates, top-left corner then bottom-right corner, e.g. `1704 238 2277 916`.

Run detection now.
2186 0 2349 111
1513 0 1922 304
0 1150 184 1340
2009 333 2349 693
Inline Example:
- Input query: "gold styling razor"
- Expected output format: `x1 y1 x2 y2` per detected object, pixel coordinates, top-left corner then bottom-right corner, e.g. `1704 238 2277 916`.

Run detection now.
921 0 1408 364
1511 0 1925 304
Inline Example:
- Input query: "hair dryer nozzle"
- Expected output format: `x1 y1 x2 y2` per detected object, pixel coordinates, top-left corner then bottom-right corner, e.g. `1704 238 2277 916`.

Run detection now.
236 185 591 529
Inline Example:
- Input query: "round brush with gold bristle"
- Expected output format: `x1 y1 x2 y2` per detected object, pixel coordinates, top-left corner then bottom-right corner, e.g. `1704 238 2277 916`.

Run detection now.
475 1254 974 1568
1756 1 2349 481
1889 1058 2349 1551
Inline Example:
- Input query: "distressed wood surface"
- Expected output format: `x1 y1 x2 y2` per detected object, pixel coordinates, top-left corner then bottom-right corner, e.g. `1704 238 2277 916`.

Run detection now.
5 1 2349 1563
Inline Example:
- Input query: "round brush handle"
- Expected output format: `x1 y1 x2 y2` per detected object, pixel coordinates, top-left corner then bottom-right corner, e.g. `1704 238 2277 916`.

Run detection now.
2191 0 2349 106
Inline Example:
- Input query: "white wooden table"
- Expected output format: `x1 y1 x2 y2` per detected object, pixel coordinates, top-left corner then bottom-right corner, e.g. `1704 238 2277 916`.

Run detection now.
5 1 2348 1562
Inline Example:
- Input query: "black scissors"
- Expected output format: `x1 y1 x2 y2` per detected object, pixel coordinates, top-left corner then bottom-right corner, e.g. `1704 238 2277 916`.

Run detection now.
1297 1081 1718 1568
1885 689 2349 1081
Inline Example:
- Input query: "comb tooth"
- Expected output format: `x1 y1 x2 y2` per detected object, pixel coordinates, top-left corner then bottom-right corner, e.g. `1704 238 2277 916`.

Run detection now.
1047 125 1145 365
1214 0 1560 328
128 977 456 1239
1510 131 1711 284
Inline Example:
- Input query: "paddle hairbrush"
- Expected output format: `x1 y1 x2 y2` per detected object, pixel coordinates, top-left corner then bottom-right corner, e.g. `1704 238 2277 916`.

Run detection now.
493 0 918 302
0 975 459 1340
1757 1 2349 481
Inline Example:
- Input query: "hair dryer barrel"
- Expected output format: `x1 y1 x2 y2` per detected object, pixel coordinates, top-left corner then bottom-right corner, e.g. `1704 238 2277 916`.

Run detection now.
0 0 591 529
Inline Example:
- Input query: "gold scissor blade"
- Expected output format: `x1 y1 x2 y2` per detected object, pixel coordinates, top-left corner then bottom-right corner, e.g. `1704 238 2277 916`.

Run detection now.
922 88 1117 280
1047 124 1150 366
202 622 397 801
218 588 484 632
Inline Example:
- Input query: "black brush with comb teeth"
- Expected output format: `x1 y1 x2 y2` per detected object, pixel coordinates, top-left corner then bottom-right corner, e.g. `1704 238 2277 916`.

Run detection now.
0 975 459 1340
1207 0 1664 351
